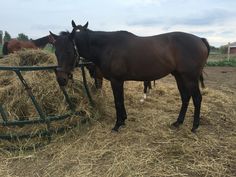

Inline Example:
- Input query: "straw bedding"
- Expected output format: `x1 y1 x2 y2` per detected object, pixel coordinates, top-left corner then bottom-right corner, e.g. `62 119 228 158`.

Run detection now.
0 50 235 177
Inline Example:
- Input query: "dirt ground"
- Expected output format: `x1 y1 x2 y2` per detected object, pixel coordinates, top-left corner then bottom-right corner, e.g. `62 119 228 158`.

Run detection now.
0 66 235 177
204 67 236 91
162 66 236 92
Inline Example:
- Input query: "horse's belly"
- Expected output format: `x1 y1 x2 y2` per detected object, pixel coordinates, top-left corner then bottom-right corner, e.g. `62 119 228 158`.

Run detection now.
122 64 173 81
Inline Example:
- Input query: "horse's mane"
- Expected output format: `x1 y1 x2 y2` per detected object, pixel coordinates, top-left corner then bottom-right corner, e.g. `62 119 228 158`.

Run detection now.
59 31 70 36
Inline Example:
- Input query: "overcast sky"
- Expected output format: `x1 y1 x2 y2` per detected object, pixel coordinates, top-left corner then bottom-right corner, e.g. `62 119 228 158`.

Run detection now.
1 0 236 47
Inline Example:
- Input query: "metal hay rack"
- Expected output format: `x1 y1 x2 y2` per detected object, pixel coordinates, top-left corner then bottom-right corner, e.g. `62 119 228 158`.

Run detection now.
0 59 94 143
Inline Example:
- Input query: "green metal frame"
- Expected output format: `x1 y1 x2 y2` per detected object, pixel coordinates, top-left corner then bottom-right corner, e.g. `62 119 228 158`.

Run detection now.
0 61 94 141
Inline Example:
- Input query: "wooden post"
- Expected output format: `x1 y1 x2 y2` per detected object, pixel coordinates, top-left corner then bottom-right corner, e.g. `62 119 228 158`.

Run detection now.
227 42 230 61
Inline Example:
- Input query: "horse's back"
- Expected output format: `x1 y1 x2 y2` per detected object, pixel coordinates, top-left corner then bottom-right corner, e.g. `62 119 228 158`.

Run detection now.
90 31 209 81
7 39 37 53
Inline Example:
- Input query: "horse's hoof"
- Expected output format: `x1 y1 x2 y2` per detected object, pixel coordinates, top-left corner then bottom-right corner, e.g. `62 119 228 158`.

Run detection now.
191 128 197 133
111 128 119 133
191 125 199 133
120 124 126 128
112 121 126 132
171 121 182 128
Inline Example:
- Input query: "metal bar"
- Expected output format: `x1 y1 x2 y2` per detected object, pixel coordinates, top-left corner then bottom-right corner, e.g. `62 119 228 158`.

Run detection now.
0 104 8 123
0 113 72 126
53 69 76 112
0 110 85 126
14 70 46 120
0 122 80 142
60 86 76 112
81 65 94 106
0 60 92 71
0 65 58 71
14 70 52 141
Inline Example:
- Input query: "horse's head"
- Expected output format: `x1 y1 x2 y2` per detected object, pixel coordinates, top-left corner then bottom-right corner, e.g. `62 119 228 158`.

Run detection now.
71 20 104 89
49 29 78 86
49 21 89 86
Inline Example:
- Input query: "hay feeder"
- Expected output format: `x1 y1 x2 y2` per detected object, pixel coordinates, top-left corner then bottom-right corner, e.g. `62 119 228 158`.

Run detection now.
0 61 93 143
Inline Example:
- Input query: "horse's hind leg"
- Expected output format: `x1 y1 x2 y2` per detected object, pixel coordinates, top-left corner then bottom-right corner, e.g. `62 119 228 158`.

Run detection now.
172 73 191 127
173 73 202 132
191 83 202 132
183 77 202 132
140 81 149 102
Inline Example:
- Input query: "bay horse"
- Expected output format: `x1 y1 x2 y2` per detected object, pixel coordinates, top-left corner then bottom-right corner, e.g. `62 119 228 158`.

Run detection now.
2 35 54 55
50 20 210 133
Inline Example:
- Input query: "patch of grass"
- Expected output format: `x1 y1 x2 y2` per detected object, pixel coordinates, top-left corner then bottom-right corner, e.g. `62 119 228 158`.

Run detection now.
44 44 55 53
207 57 236 67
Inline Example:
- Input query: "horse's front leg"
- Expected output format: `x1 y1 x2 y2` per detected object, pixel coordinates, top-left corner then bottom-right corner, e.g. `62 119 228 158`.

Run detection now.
110 79 126 131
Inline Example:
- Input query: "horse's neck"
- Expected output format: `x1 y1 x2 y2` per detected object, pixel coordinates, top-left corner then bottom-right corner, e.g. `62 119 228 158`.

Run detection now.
77 31 112 65
32 36 49 48
76 32 96 63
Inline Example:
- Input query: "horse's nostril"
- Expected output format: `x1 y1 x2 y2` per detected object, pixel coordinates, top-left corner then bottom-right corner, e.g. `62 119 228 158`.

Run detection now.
57 77 67 86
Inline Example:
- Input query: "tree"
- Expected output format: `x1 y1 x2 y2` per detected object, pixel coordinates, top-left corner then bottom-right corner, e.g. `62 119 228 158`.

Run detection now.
17 33 29 41
210 45 220 53
3 31 11 42
219 45 228 54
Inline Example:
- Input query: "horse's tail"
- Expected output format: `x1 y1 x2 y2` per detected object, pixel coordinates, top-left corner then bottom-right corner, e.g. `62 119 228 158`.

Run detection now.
200 38 210 89
2 41 9 55
201 38 210 57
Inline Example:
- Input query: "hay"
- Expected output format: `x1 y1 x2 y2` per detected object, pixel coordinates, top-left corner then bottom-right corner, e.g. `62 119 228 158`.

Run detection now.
0 49 97 140
0 51 235 177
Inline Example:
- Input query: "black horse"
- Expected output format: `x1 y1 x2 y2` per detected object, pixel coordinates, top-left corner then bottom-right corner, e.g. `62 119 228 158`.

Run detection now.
50 20 210 132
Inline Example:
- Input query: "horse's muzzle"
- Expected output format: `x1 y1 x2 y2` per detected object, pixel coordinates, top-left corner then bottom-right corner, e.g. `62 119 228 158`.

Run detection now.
55 68 70 86
57 77 68 86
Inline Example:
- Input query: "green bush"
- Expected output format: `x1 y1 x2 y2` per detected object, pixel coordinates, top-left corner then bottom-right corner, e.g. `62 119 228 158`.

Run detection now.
207 58 236 67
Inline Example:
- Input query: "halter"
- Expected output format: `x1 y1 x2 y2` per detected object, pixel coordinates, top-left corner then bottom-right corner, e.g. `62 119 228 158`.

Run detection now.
56 39 80 74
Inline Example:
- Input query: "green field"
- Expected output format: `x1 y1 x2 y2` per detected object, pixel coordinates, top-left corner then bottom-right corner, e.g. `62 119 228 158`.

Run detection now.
207 53 236 67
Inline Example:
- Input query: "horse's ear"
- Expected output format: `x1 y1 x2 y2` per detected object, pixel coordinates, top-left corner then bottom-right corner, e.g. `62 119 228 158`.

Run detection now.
49 31 58 41
72 20 77 28
83 22 89 29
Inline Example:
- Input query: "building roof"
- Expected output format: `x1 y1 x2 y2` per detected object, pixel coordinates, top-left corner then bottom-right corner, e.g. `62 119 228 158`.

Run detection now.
229 42 236 47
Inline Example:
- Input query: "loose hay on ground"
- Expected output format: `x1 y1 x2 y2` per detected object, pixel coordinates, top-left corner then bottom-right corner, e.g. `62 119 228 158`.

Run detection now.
0 50 235 177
